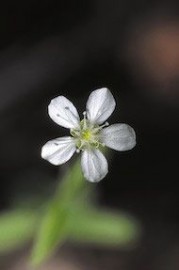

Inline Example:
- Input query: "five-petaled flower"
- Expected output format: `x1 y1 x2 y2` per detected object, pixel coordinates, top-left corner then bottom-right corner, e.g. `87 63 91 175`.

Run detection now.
41 88 136 182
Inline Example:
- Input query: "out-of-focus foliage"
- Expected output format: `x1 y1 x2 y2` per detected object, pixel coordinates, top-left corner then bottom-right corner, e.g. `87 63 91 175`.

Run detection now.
31 159 140 267
69 204 139 246
0 210 36 253
0 160 140 267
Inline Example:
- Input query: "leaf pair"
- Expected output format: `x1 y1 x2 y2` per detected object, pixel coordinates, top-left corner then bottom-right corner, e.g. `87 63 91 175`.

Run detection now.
0 159 140 267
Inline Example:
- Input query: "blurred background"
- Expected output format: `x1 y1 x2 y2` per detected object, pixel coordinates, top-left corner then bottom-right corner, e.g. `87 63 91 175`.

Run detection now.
0 0 179 269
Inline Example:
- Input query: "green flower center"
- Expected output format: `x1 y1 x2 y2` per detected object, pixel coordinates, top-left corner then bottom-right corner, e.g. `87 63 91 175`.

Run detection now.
81 129 92 141
70 113 107 151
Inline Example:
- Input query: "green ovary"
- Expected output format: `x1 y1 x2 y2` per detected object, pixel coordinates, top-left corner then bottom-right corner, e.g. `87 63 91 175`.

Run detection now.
81 130 92 141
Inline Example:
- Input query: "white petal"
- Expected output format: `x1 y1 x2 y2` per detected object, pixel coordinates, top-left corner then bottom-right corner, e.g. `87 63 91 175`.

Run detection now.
86 88 116 125
100 124 136 151
41 136 76 165
81 149 108 182
48 96 80 129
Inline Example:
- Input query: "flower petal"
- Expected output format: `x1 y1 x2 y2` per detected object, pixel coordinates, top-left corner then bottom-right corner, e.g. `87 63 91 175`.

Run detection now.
48 96 80 129
41 136 76 165
100 124 136 151
81 149 108 182
86 88 116 124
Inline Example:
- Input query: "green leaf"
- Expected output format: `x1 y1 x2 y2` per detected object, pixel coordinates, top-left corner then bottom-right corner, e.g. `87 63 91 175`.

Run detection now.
68 205 140 247
31 159 85 267
0 210 36 253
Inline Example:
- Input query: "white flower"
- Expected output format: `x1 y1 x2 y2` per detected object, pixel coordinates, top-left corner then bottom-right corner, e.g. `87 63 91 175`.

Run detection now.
41 88 136 182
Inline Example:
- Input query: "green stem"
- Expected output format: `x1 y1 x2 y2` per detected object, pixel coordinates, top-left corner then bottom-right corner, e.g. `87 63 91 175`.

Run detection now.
31 158 86 267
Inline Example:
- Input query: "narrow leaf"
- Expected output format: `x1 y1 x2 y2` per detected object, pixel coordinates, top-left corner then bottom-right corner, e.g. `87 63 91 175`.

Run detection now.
68 206 140 246
0 210 36 253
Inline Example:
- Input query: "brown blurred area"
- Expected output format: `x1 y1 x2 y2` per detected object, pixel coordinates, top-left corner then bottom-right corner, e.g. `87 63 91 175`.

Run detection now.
125 16 179 104
0 0 179 269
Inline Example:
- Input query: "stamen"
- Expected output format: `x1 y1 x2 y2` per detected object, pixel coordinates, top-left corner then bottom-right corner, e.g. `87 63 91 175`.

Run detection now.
92 121 109 134
82 111 87 129
98 121 109 130
76 149 80 153
102 121 109 128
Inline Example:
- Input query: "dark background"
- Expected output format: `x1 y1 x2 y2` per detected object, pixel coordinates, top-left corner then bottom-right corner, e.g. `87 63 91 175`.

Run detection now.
0 0 179 269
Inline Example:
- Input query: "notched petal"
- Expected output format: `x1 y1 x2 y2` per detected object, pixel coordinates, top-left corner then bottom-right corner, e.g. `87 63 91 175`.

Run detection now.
100 124 136 151
86 88 116 125
48 96 80 129
81 149 108 182
41 136 76 165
